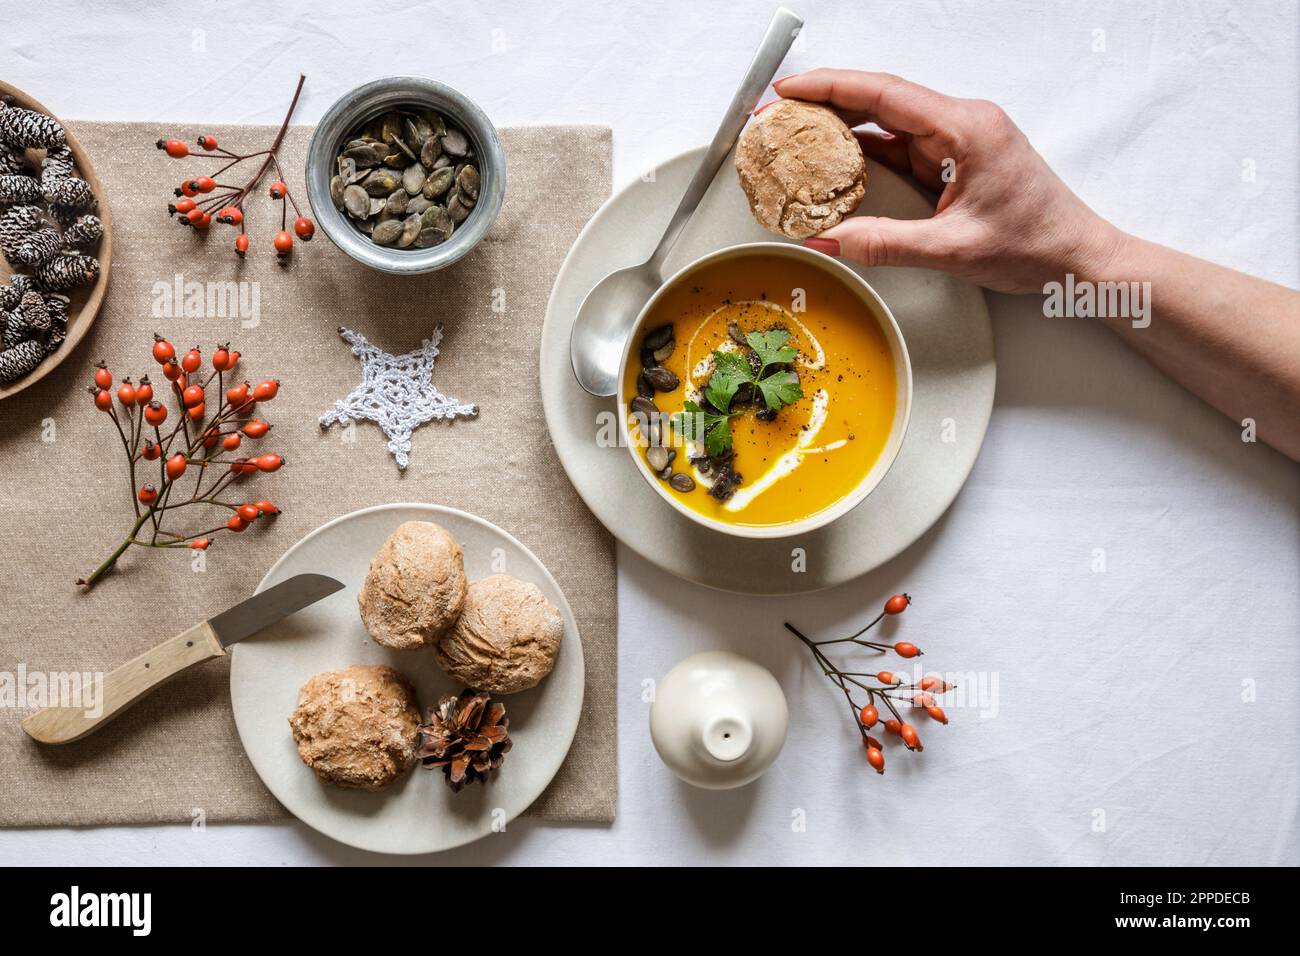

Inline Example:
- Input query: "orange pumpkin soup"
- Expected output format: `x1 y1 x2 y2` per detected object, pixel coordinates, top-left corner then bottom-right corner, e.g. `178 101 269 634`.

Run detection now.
624 253 897 528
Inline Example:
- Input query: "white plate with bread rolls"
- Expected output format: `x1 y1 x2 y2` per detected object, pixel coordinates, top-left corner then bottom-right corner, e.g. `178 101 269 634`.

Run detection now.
230 503 584 855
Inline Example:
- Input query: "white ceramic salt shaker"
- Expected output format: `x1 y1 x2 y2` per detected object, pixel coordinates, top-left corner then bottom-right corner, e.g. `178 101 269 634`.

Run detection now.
649 651 789 789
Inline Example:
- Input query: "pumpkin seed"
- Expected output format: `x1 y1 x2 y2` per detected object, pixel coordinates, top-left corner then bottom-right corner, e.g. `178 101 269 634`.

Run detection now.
402 120 424 153
643 366 679 392
371 219 403 245
420 204 454 238
630 396 658 419
343 184 369 218
422 166 454 200
397 213 421 248
647 445 670 472
643 324 674 350
669 473 696 493
391 136 417 163
343 143 383 168
652 339 676 363
385 189 409 216
441 128 469 157
414 226 446 248
447 193 470 223
402 163 426 195
456 164 480 201
361 168 401 196
408 116 433 142
329 175 346 210
420 135 442 167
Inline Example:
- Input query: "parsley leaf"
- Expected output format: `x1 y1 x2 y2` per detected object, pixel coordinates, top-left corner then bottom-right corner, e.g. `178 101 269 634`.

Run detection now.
669 401 706 440
704 416 734 456
705 350 754 412
745 330 798 371
757 369 804 411
671 400 735 456
679 329 806 461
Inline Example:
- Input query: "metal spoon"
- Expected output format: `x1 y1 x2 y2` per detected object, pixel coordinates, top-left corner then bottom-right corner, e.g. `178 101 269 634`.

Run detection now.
569 6 804 397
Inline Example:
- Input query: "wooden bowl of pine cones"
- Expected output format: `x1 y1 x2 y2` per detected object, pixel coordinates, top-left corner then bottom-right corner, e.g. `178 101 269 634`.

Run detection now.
0 80 111 400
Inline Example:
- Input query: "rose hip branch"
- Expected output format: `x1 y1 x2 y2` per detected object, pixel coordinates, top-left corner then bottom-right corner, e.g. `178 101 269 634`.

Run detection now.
78 335 285 589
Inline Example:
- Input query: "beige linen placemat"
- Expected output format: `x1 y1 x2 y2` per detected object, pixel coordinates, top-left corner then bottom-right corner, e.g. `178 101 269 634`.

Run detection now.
0 121 616 826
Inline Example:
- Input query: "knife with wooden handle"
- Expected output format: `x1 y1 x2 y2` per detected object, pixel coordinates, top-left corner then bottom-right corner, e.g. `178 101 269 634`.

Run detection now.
22 572 343 745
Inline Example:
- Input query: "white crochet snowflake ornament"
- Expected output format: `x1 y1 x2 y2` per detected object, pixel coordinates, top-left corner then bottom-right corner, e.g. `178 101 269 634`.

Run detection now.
320 326 477 469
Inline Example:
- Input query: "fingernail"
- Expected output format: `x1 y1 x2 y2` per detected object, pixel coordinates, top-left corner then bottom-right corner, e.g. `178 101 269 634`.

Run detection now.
772 74 796 86
753 99 778 116
803 237 840 257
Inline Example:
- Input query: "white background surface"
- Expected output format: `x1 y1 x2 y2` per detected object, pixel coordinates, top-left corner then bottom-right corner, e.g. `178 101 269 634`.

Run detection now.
2 0 1297 866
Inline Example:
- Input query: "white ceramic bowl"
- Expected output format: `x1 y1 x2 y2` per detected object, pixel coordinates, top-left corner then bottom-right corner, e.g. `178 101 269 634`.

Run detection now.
616 242 912 540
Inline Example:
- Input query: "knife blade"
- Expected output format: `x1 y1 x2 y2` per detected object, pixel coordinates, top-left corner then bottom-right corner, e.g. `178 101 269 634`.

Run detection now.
209 573 344 648
22 572 345 745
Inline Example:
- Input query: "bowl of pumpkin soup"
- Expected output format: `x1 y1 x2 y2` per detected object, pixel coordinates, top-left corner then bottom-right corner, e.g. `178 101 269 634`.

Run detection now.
618 243 911 539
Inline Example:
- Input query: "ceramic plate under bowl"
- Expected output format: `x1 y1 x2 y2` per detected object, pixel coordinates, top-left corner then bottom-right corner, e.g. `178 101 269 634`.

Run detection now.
230 503 584 855
541 147 996 594
0 80 112 401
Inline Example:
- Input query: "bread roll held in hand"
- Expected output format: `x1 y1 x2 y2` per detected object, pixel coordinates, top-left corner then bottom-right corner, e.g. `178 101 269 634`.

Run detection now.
434 574 563 694
359 521 468 650
288 664 421 790
735 99 866 240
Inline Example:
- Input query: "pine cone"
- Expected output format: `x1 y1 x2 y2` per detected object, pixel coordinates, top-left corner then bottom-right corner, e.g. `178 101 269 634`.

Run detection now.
41 145 74 178
0 339 43 383
0 144 26 176
62 214 102 248
40 146 84 207
19 290 49 331
45 292 68 323
35 252 98 291
0 173 41 205
0 281 23 312
416 690 512 792
3 307 32 346
0 204 41 256
52 201 94 229
41 173 91 208
8 273 34 297
0 104 65 149
42 294 68 356
15 227 61 267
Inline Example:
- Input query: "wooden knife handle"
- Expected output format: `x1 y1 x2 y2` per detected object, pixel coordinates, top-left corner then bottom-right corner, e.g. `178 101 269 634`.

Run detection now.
21 620 226 745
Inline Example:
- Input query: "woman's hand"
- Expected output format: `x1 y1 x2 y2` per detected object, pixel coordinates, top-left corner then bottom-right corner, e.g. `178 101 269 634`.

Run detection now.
775 69 1124 293
775 69 1300 460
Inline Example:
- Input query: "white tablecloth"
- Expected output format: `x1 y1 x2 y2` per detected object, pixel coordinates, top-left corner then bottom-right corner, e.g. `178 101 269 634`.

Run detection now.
2 0 1296 866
